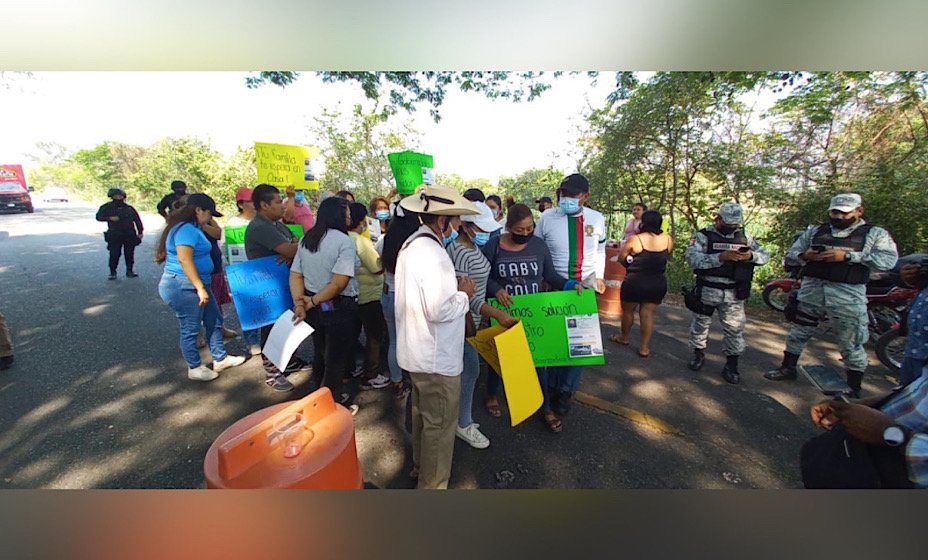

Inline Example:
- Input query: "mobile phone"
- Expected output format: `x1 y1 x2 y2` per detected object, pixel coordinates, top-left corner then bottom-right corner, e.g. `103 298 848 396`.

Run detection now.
737 246 750 253
320 300 335 312
810 244 826 252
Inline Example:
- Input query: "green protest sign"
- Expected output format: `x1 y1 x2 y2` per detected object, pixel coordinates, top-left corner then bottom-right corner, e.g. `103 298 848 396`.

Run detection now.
488 290 605 367
388 151 434 194
224 224 304 265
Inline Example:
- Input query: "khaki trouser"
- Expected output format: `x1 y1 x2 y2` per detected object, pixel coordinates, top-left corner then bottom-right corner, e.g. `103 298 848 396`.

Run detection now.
0 312 12 357
410 371 461 490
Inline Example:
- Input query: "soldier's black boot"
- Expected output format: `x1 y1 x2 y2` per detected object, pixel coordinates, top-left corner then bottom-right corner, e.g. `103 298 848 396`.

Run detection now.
721 355 741 384
688 349 706 371
765 351 799 381
846 370 864 399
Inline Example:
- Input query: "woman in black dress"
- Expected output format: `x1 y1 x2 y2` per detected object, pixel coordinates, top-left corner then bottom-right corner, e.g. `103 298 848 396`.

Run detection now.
608 210 672 357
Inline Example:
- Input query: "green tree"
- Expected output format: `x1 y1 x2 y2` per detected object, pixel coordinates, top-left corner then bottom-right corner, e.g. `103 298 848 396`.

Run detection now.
128 137 222 206
311 103 420 203
248 71 563 122
436 173 494 195
496 168 564 205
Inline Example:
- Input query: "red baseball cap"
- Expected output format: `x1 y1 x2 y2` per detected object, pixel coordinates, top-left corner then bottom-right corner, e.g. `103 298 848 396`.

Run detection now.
235 187 253 202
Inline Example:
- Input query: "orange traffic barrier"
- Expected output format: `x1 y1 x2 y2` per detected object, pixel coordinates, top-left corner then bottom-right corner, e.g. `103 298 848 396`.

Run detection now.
596 242 626 320
204 388 363 489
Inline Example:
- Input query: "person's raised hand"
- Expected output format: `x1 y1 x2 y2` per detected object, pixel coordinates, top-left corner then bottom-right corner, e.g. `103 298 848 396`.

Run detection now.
495 288 513 308
810 399 839 429
829 401 894 445
286 185 296 198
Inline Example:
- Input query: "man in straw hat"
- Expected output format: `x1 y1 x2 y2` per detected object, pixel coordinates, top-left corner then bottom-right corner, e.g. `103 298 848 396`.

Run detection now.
765 193 898 397
395 185 479 489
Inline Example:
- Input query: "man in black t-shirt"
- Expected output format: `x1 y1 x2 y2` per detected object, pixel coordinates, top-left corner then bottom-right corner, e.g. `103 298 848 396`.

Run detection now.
157 180 188 219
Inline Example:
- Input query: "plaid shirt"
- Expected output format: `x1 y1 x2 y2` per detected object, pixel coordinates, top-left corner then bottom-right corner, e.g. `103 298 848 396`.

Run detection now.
880 371 928 488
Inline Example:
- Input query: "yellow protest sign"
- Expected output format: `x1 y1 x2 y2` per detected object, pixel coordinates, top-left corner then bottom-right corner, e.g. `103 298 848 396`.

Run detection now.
254 142 321 190
467 321 542 427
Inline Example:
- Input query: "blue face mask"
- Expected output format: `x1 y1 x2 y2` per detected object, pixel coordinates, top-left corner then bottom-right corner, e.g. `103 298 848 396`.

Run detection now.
559 197 581 215
473 232 491 246
294 192 305 203
375 210 390 221
443 228 458 247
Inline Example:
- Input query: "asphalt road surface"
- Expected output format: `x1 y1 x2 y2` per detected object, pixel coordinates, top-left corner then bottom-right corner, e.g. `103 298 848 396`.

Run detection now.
0 202 898 489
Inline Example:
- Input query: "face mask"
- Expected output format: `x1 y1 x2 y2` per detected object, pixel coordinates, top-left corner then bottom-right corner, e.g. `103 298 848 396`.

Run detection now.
559 197 581 215
114 199 126 206
717 225 739 236
830 217 856 230
473 232 490 246
538 205 547 213
294 192 305 203
375 210 390 221
443 228 458 247
510 232 531 245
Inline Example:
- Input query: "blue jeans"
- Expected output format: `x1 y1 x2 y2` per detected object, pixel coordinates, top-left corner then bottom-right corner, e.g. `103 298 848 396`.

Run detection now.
159 272 226 368
381 290 403 383
459 342 480 427
545 365 584 394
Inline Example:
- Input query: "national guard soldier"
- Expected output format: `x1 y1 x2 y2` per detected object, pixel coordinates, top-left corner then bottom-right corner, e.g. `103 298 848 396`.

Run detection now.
765 193 898 397
685 203 769 384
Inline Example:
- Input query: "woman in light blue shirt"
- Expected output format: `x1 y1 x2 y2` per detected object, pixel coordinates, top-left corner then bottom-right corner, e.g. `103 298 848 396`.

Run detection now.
156 193 244 382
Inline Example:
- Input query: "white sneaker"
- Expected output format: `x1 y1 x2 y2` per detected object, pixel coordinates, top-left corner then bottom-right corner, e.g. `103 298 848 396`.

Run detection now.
248 344 262 356
456 423 490 449
213 354 246 373
188 364 218 382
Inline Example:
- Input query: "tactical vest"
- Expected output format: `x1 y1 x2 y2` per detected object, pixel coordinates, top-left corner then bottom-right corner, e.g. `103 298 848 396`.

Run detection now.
802 223 872 284
695 228 755 283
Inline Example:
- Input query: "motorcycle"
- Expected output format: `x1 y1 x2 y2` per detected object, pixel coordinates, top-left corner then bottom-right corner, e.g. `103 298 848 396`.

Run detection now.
873 253 928 373
763 265 917 340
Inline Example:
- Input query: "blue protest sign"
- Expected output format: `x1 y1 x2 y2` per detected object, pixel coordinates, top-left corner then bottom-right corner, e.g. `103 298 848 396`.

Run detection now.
225 256 294 330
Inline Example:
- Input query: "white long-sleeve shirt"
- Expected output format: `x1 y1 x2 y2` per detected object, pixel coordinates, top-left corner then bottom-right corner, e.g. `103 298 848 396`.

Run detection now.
535 206 607 288
395 226 470 376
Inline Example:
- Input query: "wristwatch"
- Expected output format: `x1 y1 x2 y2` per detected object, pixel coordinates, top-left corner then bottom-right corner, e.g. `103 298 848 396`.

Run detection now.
883 424 911 447
843 251 852 262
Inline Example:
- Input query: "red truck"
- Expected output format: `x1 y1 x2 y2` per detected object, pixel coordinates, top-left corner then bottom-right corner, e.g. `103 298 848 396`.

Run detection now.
0 164 34 213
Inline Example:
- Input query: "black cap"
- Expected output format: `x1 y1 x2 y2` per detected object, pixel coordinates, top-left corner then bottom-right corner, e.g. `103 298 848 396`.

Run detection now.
186 193 223 217
107 187 126 198
171 180 187 192
535 196 553 204
558 173 589 195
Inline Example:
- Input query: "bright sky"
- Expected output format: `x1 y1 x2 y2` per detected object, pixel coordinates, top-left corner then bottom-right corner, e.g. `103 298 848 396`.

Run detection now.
0 72 622 185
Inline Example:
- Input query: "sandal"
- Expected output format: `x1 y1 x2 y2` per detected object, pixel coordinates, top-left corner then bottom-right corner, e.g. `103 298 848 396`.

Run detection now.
541 411 562 433
608 334 630 346
484 396 502 417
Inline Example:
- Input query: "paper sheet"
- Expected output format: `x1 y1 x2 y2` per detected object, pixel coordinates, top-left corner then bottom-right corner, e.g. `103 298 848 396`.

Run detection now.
565 314 604 358
263 310 315 373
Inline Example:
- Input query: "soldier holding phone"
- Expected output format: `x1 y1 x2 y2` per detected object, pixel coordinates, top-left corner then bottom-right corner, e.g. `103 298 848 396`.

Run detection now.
766 194 899 397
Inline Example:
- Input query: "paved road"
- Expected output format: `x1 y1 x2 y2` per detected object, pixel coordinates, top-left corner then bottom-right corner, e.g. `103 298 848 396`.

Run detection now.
0 204 898 489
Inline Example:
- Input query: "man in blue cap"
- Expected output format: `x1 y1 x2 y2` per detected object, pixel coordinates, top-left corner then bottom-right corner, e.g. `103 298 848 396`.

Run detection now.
766 193 898 397
685 202 769 384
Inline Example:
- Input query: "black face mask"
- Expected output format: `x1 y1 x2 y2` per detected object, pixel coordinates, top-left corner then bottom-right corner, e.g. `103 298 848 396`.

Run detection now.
830 217 857 230
717 225 739 236
114 200 126 206
537 205 546 213
510 232 531 245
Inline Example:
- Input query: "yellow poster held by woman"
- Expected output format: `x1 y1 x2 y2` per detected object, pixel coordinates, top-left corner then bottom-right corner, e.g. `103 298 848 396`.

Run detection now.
466 321 542 427
254 142 320 190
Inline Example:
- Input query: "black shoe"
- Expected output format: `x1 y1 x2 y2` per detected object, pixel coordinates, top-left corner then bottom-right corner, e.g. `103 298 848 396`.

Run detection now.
688 352 705 371
764 366 797 381
108 272 117 280
126 271 139 278
721 365 740 385
0 355 13 371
